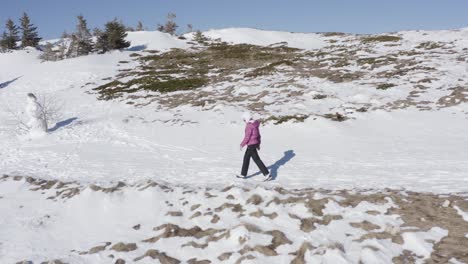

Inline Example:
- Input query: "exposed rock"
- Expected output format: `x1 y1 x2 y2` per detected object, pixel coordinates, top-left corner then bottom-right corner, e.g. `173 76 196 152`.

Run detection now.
88 242 111 254
134 249 181 263
40 260 66 264
217 252 233 261
249 209 278 219
215 203 245 213
290 242 315 264
211 214 220 223
300 218 317 232
190 204 201 211
221 185 234 192
144 224 225 243
246 194 263 205
265 230 293 249
114 259 126 264
89 182 126 193
356 231 404 244
187 258 211 264
350 220 381 231
111 242 137 252
182 241 208 249
205 192 217 198
166 211 183 217
190 211 202 219
234 254 255 264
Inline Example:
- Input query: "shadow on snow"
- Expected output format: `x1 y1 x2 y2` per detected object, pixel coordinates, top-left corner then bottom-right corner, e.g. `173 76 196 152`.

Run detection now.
0 76 21 89
246 150 296 181
48 117 78 132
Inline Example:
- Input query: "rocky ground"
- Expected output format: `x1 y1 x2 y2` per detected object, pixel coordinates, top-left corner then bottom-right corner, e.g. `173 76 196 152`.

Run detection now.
87 30 468 123
2 175 467 264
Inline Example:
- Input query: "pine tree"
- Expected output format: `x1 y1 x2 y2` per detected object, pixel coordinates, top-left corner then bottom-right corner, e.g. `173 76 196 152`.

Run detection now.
0 32 8 52
1 19 20 50
20 12 41 48
73 15 93 56
66 34 79 57
163 13 178 35
95 19 130 53
193 30 209 44
92 27 101 37
56 42 67 60
136 21 144 31
93 28 107 53
156 24 164 32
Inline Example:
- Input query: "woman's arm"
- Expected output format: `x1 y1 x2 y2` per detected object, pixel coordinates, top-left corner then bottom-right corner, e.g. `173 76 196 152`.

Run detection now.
240 125 253 148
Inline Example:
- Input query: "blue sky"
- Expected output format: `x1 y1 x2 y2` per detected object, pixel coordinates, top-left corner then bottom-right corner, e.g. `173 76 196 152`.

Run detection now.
1 0 467 39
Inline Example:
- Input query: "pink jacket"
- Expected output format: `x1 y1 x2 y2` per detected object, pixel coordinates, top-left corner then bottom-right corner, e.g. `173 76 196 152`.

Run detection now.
240 120 261 147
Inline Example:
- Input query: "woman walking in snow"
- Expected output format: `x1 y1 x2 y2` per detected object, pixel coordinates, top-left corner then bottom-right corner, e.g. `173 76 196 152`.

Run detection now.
238 113 270 180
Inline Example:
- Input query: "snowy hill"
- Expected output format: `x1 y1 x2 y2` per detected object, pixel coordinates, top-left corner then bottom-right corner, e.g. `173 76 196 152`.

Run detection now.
1 28 468 263
193 27 326 50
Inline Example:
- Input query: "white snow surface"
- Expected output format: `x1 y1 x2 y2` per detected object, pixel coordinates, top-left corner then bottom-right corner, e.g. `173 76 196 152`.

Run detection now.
1 29 468 193
0 178 452 263
1 27 468 264
126 31 190 51
194 27 326 50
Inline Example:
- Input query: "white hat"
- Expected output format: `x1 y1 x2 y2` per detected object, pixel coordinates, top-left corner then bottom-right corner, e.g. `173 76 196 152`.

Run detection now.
242 112 252 122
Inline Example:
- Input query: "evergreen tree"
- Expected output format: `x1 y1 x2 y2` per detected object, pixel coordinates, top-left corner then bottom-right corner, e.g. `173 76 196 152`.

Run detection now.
95 19 130 53
66 34 79 57
163 13 178 35
93 28 107 53
20 12 41 48
156 13 178 35
92 27 102 37
56 41 67 60
73 15 93 56
1 19 20 50
193 30 209 44
136 21 144 31
0 32 8 52
156 24 164 32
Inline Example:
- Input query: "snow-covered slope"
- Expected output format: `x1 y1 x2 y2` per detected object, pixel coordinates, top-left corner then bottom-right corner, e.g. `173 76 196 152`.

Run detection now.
2 28 466 191
1 28 468 263
126 31 190 51
192 27 326 50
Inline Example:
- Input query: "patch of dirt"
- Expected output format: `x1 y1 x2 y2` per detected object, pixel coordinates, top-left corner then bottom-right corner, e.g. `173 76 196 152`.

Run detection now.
110 242 137 252
143 224 226 243
350 220 381 231
4 176 468 263
437 86 468 108
134 249 181 263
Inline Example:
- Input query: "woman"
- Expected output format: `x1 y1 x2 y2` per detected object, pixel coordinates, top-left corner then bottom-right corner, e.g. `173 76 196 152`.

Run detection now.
238 112 270 179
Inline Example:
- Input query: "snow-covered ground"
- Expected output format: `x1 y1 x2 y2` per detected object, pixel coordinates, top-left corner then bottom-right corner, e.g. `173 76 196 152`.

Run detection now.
1 28 468 263
198 27 326 50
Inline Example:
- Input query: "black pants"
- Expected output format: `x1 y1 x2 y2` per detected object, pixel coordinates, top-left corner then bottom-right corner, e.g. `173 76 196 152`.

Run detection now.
241 144 269 176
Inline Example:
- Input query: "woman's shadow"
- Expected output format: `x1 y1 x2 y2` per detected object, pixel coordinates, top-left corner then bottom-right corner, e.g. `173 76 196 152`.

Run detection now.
247 150 295 180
